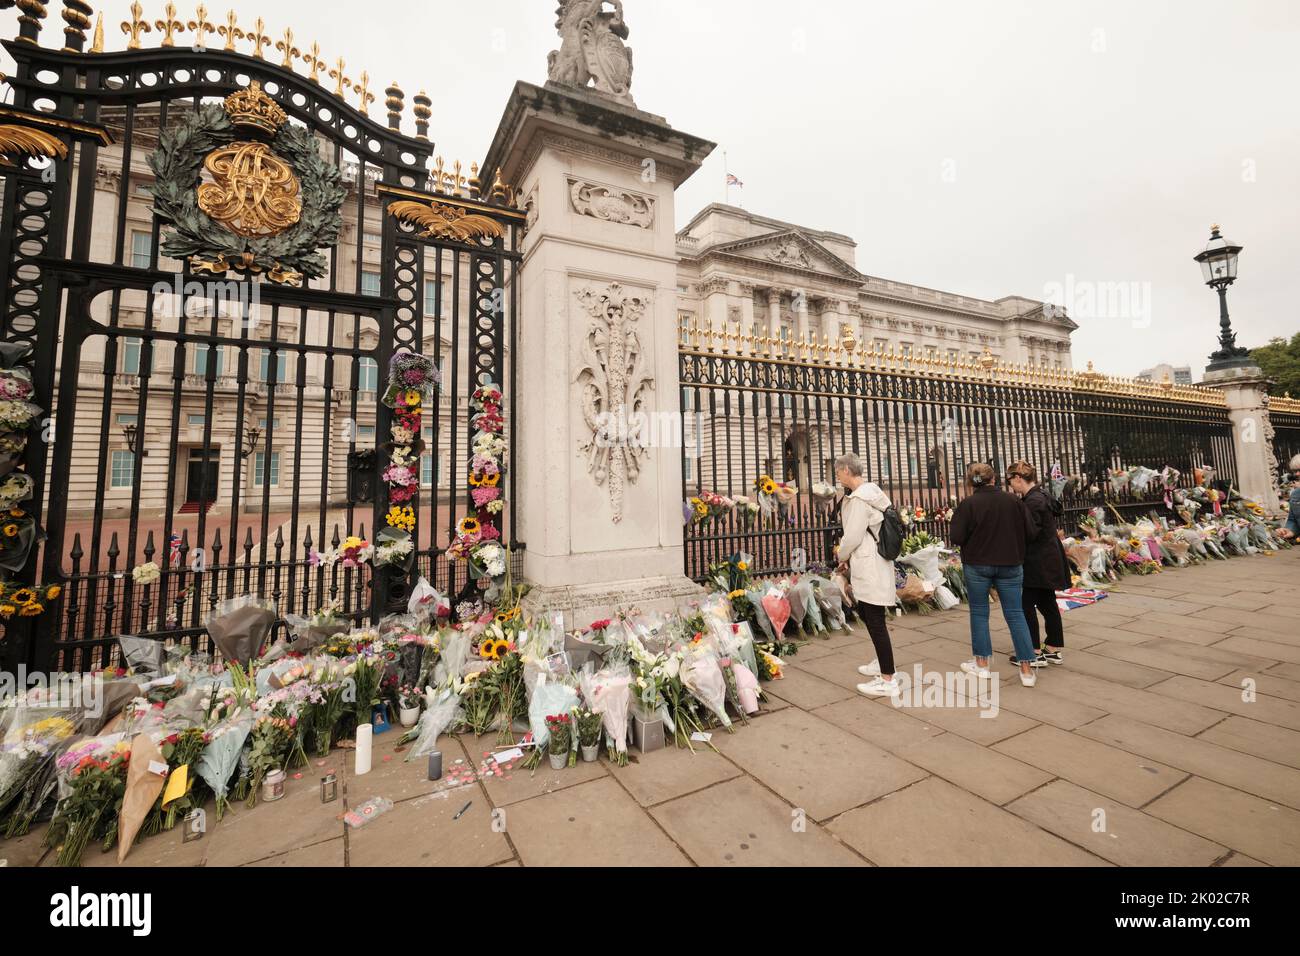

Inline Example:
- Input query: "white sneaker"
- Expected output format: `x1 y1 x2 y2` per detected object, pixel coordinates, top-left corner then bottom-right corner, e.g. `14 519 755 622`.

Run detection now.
858 677 901 698
857 661 882 677
1020 670 1037 688
960 660 991 680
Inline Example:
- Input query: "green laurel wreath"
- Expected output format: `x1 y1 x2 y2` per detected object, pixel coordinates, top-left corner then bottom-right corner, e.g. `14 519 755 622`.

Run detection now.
148 103 346 280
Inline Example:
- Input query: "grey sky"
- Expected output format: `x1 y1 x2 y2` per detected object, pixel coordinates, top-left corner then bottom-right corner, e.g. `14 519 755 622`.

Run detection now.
6 1 1296 378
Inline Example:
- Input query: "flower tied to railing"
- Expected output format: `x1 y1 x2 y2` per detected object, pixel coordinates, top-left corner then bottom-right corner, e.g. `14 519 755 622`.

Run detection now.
375 350 439 570
448 381 508 610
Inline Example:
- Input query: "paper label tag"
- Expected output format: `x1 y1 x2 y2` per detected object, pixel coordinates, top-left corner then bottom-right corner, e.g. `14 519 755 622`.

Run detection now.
161 766 188 807
690 732 712 743
148 759 169 777
493 747 524 764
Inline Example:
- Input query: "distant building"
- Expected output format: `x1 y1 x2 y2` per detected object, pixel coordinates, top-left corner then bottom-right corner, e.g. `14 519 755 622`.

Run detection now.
1138 364 1194 386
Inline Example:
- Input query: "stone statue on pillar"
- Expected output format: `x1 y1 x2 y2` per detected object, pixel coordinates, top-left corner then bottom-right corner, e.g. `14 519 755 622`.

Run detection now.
547 0 636 107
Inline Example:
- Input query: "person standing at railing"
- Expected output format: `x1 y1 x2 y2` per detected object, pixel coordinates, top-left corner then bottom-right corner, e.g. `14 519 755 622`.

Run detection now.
1286 458 1300 538
949 463 1040 687
1007 461 1070 667
833 453 901 698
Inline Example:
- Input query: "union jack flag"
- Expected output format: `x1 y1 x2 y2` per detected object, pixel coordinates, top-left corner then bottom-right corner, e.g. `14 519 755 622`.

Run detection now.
169 532 182 568
726 173 744 188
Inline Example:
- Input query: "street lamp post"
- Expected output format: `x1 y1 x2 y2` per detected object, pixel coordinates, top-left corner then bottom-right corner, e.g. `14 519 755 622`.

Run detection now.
1194 224 1252 373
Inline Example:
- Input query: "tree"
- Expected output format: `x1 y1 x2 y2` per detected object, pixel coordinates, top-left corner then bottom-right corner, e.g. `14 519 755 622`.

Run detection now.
1250 333 1300 397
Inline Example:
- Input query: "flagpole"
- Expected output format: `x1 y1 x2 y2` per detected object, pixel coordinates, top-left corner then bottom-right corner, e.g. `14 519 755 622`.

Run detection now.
724 150 729 205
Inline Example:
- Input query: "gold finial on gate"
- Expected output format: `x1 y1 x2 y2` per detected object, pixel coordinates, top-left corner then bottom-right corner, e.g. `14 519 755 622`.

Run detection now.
303 42 324 82
355 71 376 116
329 57 353 98
121 1 152 48
451 159 467 195
490 167 509 202
689 316 701 350
430 156 446 192
90 11 105 52
187 4 214 50
412 90 432 140
468 162 482 198
155 2 184 46
275 27 300 68
217 10 242 51
246 16 270 58
61 1 95 52
385 81 405 132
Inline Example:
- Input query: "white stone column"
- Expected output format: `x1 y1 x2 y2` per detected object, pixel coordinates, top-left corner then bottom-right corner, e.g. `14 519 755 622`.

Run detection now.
482 80 714 624
738 283 756 351
795 290 810 343
820 299 840 343
767 287 782 341
1203 366 1284 513
702 278 729 345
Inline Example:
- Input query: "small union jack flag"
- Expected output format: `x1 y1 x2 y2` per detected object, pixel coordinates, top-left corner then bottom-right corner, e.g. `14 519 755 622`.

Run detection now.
726 173 744 188
169 532 182 568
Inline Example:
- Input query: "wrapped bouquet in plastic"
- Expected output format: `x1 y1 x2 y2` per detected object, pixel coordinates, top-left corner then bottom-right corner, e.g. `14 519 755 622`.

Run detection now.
205 596 277 665
579 662 632 766
402 684 465 762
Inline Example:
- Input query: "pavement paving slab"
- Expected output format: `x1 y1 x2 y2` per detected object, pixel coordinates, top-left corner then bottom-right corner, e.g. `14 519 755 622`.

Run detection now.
1144 777 1300 867
651 776 867 866
828 776 1109 867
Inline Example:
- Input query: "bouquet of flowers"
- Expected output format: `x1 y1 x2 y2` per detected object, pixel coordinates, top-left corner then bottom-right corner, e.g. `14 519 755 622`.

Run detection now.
811 481 837 502
523 674 580 768
579 661 632 766
0 711 80 835
545 713 573 762
786 577 826 635
382 350 440 408
0 398 42 433
1108 468 1131 496
680 641 733 733
754 474 797 518
755 645 785 681
574 708 603 751
401 683 465 761
240 715 295 808
196 713 254 819
204 595 277 666
0 472 34 508
46 735 133 866
1128 465 1160 495
809 575 850 630
759 587 791 639
732 495 760 527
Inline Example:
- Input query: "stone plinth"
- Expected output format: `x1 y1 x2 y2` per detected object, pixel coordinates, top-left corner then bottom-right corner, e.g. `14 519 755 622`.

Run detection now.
1202 364 1283 513
482 81 715 626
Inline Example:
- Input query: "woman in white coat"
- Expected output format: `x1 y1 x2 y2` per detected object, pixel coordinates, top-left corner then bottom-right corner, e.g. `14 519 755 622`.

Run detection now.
834 453 901 698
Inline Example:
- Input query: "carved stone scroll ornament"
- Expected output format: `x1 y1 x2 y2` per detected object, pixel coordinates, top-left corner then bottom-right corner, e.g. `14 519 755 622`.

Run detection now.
574 283 655 523
569 179 653 228
547 0 636 107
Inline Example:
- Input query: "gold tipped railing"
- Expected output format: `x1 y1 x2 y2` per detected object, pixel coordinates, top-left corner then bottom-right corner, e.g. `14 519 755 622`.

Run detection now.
7 3 425 135
680 314 1227 406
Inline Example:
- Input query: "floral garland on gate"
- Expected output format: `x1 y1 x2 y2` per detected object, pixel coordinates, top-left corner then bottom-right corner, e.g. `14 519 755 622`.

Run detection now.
0 343 58 621
376 352 439 568
448 382 508 606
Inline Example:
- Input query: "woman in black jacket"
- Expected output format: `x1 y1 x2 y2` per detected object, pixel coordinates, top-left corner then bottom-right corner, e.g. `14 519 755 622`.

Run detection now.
1007 461 1071 666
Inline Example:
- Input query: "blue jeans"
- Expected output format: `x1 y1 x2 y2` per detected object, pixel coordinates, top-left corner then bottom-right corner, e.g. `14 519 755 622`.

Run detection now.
963 564 1037 664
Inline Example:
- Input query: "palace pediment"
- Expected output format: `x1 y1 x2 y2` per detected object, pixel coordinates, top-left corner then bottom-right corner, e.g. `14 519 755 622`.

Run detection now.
706 230 865 282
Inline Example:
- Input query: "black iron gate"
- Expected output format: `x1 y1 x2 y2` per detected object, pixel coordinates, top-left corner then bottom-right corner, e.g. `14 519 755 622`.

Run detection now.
0 10 522 672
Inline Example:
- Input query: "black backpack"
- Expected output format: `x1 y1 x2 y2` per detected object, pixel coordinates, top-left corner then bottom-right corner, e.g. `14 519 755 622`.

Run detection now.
867 502 906 561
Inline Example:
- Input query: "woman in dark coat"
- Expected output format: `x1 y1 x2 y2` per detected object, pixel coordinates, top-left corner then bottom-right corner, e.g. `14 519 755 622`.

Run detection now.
1007 461 1071 666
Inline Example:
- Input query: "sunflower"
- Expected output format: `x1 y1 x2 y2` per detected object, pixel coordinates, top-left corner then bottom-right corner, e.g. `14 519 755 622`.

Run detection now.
458 517 481 537
0 603 14 619
10 588 34 605
2 523 17 537
727 589 746 600
480 641 499 661
8 508 23 517
481 472 501 487
760 478 777 495
737 561 749 571
19 601 42 617
495 606 520 624
468 472 484 488
44 584 61 600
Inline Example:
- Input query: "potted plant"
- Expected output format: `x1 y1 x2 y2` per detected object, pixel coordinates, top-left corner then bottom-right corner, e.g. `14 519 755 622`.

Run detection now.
397 685 422 728
576 708 603 762
545 713 571 771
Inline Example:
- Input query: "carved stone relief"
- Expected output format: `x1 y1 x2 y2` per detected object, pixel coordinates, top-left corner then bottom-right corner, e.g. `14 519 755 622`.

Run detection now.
574 281 655 523
569 178 654 228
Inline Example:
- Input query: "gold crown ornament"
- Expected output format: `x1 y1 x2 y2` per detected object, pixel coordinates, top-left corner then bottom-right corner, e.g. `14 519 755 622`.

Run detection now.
223 81 287 134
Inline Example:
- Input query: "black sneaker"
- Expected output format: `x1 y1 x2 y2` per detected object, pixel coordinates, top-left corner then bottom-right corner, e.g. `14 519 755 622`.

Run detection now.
1040 650 1065 665
1007 653 1048 668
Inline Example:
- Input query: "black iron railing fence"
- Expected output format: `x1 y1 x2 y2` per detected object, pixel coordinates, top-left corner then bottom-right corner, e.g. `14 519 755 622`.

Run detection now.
680 339 1241 582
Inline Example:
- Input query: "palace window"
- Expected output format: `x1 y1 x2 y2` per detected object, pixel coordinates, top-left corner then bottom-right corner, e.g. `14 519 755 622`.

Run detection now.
194 344 224 377
252 451 280 487
422 453 434 486
121 337 142 375
424 279 440 317
110 450 135 489
115 413 138 426
358 357 378 392
360 271 381 296
130 231 152 269
258 349 287 383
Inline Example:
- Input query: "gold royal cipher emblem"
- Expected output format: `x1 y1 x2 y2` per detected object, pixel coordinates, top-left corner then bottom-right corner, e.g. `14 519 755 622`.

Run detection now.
197 82 302 238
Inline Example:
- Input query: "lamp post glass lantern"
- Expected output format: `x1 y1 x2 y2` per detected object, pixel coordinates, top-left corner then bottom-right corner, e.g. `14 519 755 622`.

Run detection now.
1194 224 1252 372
